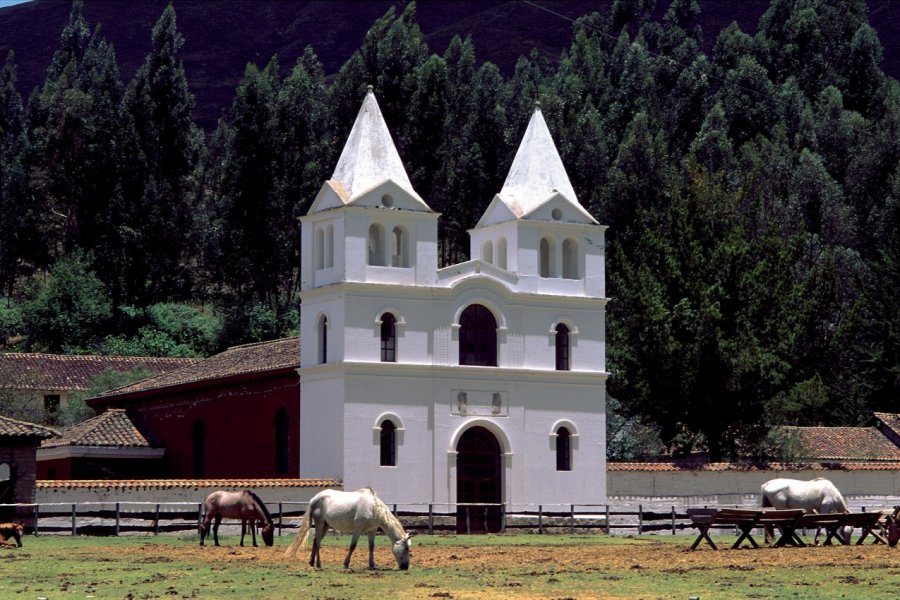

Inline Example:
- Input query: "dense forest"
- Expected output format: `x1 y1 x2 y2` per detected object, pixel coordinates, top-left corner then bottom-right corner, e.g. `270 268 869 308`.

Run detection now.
0 0 897 460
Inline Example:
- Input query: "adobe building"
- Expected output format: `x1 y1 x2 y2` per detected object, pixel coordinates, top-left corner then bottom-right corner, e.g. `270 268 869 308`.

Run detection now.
83 338 300 479
0 415 58 518
297 88 608 529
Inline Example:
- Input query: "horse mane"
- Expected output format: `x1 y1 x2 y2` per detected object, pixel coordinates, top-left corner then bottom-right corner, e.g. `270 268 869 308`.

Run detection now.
246 490 274 524
369 489 406 539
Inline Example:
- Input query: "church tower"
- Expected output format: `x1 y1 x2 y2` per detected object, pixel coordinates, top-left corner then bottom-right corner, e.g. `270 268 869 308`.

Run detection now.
298 89 607 524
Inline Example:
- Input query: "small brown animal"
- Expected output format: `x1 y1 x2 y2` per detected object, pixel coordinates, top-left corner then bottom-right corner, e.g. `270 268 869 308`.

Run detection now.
0 522 24 548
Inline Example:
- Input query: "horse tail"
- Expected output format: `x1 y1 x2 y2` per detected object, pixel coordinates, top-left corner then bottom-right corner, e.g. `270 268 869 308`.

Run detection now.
285 507 312 558
247 490 274 525
760 485 772 508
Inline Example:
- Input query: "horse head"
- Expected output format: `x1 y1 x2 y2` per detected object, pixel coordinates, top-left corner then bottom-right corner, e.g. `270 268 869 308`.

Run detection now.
391 532 415 570
261 521 275 547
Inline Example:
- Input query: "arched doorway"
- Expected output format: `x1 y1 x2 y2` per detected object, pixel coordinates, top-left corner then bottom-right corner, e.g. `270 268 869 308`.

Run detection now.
456 426 502 533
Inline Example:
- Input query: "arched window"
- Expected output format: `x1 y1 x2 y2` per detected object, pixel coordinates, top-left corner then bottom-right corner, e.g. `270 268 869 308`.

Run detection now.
555 323 570 371
556 427 571 471
482 240 493 264
562 238 579 279
318 315 328 364
275 407 290 475
459 304 498 367
316 227 325 270
380 312 396 362
392 226 408 267
380 420 396 466
497 237 507 270
368 223 385 266
325 224 334 268
540 237 556 277
192 420 206 478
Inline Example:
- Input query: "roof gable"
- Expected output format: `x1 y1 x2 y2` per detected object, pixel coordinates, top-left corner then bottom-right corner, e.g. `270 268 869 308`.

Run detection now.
521 192 598 224
42 409 150 449
475 195 519 228
350 179 432 212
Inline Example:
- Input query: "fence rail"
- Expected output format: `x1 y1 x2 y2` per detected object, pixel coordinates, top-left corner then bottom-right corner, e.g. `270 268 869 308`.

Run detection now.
3 496 898 538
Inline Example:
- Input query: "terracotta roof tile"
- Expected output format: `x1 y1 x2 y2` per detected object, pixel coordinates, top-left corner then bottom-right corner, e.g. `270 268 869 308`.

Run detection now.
608 461 900 472
35 478 341 490
41 409 150 449
0 353 199 392
97 337 300 398
0 414 59 440
776 425 900 461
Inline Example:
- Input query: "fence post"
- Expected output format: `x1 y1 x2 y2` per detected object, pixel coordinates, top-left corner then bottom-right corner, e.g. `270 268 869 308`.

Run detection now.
155 504 160 535
501 504 506 533
638 504 643 535
71 503 77 536
671 506 676 535
428 504 433 535
465 506 471 535
570 504 575 534
605 505 610 535
34 504 40 536
278 502 283 536
115 502 120 536
538 505 543 535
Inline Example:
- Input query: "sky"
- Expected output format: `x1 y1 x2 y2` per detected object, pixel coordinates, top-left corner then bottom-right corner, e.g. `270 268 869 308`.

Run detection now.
0 0 30 7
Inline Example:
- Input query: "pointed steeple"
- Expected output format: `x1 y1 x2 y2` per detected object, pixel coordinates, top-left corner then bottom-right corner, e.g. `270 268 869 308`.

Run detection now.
329 85 424 205
497 102 591 221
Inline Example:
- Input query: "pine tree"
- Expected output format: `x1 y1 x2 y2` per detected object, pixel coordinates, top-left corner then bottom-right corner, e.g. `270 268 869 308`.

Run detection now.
125 2 204 303
0 51 33 298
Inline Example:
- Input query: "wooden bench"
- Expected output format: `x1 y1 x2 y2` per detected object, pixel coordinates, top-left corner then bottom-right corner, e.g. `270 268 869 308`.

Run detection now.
688 508 766 550
691 508 890 549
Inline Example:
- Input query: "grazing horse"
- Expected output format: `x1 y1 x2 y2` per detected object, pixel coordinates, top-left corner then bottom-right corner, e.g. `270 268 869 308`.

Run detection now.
199 490 274 547
760 477 852 544
285 487 414 570
0 523 24 548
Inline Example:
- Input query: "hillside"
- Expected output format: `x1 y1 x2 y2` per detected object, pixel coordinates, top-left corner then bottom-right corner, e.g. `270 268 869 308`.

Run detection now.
2 0 897 131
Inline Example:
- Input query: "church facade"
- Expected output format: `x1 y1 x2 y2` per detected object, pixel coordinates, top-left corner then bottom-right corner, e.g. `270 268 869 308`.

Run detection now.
298 88 608 519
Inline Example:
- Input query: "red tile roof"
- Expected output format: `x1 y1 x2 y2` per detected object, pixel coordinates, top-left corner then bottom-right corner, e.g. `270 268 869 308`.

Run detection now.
35 478 341 490
776 425 900 461
0 414 59 440
608 461 900 472
0 353 199 392
41 409 150 449
96 337 300 398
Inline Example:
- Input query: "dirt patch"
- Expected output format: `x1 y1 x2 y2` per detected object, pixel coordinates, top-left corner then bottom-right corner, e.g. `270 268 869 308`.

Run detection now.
115 536 899 575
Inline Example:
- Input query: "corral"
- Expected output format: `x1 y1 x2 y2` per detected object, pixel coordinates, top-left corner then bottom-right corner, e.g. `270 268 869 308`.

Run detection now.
1 532 898 599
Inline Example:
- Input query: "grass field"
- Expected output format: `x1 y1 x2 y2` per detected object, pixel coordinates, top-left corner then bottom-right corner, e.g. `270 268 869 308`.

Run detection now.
1 531 899 599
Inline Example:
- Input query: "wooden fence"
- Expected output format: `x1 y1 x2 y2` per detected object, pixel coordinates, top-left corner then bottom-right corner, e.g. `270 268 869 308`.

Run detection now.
3 496 897 537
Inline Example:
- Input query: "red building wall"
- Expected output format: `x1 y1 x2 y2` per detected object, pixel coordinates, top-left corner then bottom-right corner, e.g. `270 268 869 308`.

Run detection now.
93 372 300 479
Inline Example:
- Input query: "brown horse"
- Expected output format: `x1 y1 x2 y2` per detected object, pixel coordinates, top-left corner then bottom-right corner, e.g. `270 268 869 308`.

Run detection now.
0 523 24 548
199 490 274 547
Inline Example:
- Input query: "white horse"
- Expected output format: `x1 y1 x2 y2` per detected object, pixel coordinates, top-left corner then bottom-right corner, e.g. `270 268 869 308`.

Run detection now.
760 477 852 544
285 487 414 570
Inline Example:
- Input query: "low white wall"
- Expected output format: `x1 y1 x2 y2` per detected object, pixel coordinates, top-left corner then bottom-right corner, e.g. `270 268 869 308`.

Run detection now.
608 466 900 505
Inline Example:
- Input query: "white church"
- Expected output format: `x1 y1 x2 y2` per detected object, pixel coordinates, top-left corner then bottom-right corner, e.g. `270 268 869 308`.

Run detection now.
298 87 608 529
